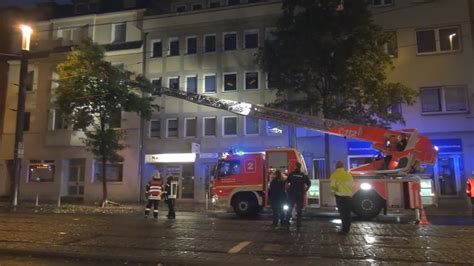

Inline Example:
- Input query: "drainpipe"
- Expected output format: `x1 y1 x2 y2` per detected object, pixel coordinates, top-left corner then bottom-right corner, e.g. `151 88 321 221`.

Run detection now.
138 32 148 202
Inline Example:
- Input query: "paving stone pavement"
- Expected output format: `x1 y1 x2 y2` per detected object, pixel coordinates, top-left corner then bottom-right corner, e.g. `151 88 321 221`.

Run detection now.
0 211 473 265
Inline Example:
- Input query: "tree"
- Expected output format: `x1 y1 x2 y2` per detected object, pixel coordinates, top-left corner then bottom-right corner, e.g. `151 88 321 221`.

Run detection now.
54 40 157 206
257 0 417 177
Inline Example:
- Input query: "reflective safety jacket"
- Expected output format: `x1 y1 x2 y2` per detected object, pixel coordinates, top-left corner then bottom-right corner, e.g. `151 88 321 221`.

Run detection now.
146 179 163 200
330 168 354 197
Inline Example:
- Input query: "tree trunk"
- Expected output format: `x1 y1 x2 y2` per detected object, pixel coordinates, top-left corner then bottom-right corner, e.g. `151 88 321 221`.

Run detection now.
324 133 331 179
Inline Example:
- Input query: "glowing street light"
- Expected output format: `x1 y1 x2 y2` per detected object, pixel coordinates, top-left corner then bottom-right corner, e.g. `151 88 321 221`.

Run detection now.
448 33 457 50
12 24 33 207
20 24 33 51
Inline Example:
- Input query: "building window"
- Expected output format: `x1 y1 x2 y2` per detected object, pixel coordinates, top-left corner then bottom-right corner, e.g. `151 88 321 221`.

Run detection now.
152 40 162 58
26 71 34 91
223 32 237 51
204 34 216 53
371 0 393 7
209 0 220 8
28 160 55 182
186 36 197 54
192 3 203 10
53 108 67 130
244 30 258 49
176 5 186 12
227 0 240 5
185 117 197 138
169 77 180 90
204 74 216 93
420 86 468 114
23 112 31 131
150 120 161 138
223 116 237 136
245 71 259 90
266 120 283 136
383 31 398 57
245 116 259 135
59 28 75 44
94 162 123 182
169 37 180 56
151 78 162 95
416 27 460 54
112 23 126 43
203 117 216 136
223 73 237 92
186 75 197 93
167 118 178 138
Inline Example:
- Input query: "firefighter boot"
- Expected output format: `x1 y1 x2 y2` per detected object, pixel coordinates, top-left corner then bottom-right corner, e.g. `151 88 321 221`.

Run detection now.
153 210 159 219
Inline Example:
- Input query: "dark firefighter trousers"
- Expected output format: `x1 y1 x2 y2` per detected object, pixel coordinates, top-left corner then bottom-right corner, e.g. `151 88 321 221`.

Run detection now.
335 195 352 233
166 198 176 219
287 193 304 227
145 199 160 218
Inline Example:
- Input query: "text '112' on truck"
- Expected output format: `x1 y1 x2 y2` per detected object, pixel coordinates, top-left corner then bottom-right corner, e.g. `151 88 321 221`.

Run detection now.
151 87 439 221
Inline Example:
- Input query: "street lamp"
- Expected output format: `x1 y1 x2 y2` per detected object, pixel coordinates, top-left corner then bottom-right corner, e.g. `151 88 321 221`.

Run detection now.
12 24 32 207
448 33 457 50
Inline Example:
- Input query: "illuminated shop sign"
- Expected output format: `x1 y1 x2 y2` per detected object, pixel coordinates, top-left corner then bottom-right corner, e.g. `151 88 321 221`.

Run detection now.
145 153 196 163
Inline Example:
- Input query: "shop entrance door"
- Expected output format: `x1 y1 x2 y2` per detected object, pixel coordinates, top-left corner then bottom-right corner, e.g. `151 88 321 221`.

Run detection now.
437 156 460 197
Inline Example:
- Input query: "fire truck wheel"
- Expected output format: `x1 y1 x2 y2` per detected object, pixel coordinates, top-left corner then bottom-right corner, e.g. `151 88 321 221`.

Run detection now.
232 193 258 217
352 192 384 220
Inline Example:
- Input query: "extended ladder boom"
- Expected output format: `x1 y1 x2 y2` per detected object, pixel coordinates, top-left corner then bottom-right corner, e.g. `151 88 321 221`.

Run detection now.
156 87 437 173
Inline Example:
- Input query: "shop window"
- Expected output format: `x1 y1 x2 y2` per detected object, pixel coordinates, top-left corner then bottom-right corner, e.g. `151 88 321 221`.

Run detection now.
94 162 123 182
29 160 55 182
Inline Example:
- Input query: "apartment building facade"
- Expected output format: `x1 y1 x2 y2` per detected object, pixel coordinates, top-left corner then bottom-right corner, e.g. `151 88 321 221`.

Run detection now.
0 0 473 203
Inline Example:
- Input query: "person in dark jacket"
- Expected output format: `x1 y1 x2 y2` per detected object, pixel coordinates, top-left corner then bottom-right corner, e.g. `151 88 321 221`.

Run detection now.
145 172 163 219
286 162 311 228
268 170 287 227
164 175 176 219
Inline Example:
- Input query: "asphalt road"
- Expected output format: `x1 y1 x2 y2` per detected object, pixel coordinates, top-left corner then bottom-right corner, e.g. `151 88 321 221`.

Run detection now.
1 211 474 265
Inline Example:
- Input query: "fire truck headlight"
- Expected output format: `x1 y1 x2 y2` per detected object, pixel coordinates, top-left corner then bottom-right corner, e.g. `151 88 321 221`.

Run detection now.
283 204 289 211
360 183 372 190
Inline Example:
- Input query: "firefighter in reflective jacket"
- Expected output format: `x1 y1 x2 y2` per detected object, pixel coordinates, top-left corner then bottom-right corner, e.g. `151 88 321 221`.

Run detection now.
330 161 354 235
145 172 163 219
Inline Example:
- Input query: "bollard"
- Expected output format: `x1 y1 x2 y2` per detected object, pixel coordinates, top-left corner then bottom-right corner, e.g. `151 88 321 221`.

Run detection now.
57 194 61 208
35 193 39 207
205 192 208 211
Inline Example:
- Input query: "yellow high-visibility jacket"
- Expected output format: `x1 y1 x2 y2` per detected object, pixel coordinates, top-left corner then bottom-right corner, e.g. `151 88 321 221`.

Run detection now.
330 168 354 197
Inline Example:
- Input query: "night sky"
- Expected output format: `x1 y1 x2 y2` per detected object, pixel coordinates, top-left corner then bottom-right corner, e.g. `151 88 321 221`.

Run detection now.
0 0 72 7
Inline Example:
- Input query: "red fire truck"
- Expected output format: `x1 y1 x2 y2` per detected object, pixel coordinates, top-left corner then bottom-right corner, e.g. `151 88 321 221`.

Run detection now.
153 87 438 220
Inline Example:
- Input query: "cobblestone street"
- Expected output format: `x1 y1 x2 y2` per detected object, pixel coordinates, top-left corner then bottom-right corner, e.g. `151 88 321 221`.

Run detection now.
0 209 473 265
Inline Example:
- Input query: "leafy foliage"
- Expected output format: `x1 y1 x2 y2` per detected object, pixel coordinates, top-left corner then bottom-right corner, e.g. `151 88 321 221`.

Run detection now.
54 40 157 203
257 0 417 128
